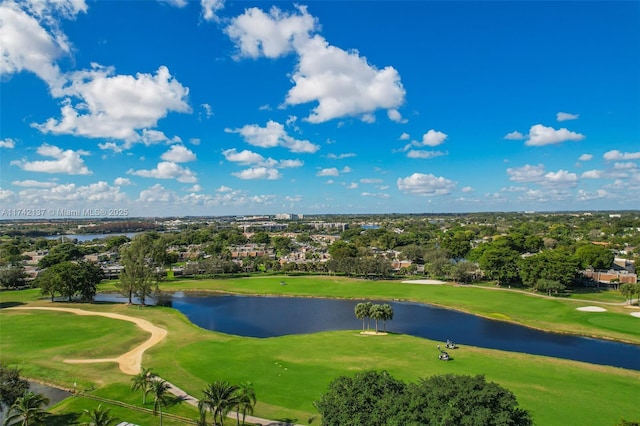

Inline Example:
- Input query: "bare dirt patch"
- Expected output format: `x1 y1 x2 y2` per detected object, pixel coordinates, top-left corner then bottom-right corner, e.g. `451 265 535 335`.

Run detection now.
576 306 607 312
8 307 167 375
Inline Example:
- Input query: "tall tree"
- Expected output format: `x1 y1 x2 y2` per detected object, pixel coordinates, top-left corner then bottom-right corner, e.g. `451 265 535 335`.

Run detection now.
478 244 521 286
130 367 156 405
370 304 384 333
574 244 615 270
354 303 368 332
81 404 118 426
0 364 29 413
234 382 256 426
380 304 393 332
149 378 171 426
199 381 239 426
2 391 49 426
118 235 161 305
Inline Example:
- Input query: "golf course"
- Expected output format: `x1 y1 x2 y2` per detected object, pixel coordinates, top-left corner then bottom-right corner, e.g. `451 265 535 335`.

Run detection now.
1 275 639 425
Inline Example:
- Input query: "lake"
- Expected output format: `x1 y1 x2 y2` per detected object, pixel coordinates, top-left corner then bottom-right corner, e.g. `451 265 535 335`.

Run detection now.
96 292 640 371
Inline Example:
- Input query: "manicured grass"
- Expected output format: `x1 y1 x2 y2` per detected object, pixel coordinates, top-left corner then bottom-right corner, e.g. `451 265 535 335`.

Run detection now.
2 276 640 425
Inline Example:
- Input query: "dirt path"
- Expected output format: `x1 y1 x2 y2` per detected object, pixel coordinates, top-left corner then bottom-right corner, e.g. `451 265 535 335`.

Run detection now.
8 307 167 375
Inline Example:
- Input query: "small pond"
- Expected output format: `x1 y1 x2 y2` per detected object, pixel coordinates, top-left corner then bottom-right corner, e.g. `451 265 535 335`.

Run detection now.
96 293 640 371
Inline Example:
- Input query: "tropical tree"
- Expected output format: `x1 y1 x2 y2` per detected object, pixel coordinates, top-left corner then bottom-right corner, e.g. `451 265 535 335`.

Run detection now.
234 382 256 425
574 244 615 270
370 304 384 333
118 236 159 305
0 364 29 413
2 391 49 426
380 304 393 332
354 303 368 332
199 381 239 426
534 278 565 296
130 367 156 405
81 404 118 426
149 378 171 426
620 283 639 305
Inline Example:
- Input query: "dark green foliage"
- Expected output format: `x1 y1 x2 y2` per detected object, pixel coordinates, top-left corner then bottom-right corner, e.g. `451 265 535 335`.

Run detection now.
478 243 521 286
38 242 83 268
518 249 578 288
574 244 615 270
0 364 29 412
315 371 532 426
0 265 27 289
36 261 103 302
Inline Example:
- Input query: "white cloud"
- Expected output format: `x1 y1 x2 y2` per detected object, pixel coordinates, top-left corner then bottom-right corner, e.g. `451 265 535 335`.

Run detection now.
128 161 197 183
387 109 406 123
506 164 545 183
160 0 187 7
346 182 358 189
225 5 316 59
326 152 356 159
419 129 447 147
137 183 179 203
360 178 383 184
397 173 456 196
35 65 191 145
11 143 91 175
341 166 352 173
15 181 127 206
578 153 593 161
581 170 602 179
406 150 446 159
504 131 525 140
461 186 474 193
223 148 265 164
227 6 405 123
217 185 232 192
232 167 281 180
226 120 319 153
317 167 339 177
542 170 578 188
576 189 608 201
161 145 196 163
0 138 16 149
200 103 213 119
114 177 132 186
98 142 123 153
361 192 390 199
399 132 410 140
185 184 202 192
603 150 640 161
189 138 201 145
556 112 579 122
201 0 225 22
11 179 57 188
525 124 585 146
614 162 638 170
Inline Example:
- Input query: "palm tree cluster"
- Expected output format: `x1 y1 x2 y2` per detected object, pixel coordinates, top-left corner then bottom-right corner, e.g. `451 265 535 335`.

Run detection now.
130 367 171 425
2 391 49 426
354 302 394 333
198 380 256 426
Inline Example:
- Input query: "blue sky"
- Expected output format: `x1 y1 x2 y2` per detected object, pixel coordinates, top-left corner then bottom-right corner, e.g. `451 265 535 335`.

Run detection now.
1 0 639 218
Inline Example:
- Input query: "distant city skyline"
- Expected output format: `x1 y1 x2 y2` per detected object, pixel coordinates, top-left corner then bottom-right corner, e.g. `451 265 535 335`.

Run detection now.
1 0 639 217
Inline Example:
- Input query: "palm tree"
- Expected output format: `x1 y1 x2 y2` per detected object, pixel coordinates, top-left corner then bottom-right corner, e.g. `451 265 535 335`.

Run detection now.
81 404 118 426
363 301 373 331
370 304 384 333
234 382 256 425
131 367 156 405
354 303 368 332
2 391 49 426
199 381 240 426
380 303 393 332
149 378 171 426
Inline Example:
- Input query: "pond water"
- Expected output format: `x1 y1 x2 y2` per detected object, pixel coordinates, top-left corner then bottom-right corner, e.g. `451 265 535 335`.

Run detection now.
96 293 640 371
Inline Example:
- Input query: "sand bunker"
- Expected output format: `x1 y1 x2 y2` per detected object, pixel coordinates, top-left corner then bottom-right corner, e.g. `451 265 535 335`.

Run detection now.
8 307 167 375
402 279 446 285
576 306 607 312
631 312 640 318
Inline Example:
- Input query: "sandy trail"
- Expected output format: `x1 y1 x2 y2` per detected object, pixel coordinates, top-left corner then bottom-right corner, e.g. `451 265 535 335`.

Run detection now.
8 307 167 375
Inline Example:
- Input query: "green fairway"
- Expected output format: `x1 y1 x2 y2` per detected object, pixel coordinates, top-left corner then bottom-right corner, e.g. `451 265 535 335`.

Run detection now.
1 276 639 425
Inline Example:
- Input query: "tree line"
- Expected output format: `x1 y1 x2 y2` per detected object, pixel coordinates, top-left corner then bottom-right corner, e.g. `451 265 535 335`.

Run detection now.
354 302 393 333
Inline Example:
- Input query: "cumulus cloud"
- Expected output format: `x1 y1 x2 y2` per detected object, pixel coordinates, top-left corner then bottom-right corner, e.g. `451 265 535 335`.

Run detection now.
223 148 265 165
128 161 197 183
360 178 383 184
232 167 281 180
406 150 446 159
226 120 319 153
161 145 196 163
15 181 127 207
506 164 545 183
525 124 585 146
114 177 132 186
399 132 410 140
581 170 602 179
418 129 447 147
578 153 593 161
387 109 406 123
226 6 405 123
576 189 608 201
11 179 57 188
137 183 179 203
556 112 579 122
317 167 339 177
185 184 202 192
35 65 191 145
326 152 356 159
461 186 474 193
0 138 16 149
361 192 390 198
504 131 525 140
603 150 640 161
201 0 225 21
542 170 578 188
397 173 456 196
10 143 91 175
